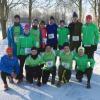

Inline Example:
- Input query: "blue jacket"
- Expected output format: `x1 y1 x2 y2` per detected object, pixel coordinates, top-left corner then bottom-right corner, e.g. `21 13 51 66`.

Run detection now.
0 55 20 75
46 23 58 45
7 24 23 56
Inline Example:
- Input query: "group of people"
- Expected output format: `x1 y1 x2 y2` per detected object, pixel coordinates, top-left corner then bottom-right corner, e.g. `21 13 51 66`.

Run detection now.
0 12 99 91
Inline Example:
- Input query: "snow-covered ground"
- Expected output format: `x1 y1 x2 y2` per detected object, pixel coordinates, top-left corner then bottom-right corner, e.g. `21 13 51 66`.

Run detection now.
0 30 2 40
0 39 100 100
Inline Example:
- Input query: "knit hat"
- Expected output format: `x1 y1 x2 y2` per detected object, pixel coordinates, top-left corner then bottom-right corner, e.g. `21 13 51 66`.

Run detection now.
78 46 85 53
60 20 65 24
6 47 13 53
31 47 37 51
63 42 70 47
33 19 38 23
14 15 20 19
50 16 55 20
73 12 78 18
40 20 45 25
24 24 30 30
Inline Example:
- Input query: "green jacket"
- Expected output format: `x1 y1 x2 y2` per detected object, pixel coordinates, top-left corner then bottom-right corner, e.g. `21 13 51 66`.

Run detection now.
82 23 99 45
57 27 69 46
59 51 73 70
30 28 40 48
74 53 95 72
17 34 34 55
25 55 43 67
13 26 21 43
42 50 56 70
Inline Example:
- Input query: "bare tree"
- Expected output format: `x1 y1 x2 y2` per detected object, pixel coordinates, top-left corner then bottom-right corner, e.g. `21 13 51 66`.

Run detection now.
98 0 100 29
88 0 100 26
71 0 82 20
0 0 23 39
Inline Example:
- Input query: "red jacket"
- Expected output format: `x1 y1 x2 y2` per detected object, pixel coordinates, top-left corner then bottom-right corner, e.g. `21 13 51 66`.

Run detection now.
40 27 47 48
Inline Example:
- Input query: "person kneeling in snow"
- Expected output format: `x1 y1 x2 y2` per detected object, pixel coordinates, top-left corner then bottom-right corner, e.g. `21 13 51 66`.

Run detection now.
74 47 95 88
42 45 57 85
0 47 20 91
25 47 44 87
57 42 73 87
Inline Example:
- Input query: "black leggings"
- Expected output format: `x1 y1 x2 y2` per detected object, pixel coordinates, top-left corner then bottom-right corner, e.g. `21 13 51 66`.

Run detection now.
1 72 10 84
42 66 56 84
18 55 27 80
58 66 71 82
83 45 97 58
76 67 93 83
25 65 42 83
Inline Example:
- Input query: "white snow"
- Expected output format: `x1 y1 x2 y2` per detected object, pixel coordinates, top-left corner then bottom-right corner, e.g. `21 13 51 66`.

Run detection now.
0 39 100 100
0 30 2 40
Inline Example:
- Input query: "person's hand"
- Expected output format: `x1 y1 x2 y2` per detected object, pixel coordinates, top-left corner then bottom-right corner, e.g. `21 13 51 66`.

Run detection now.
11 72 17 78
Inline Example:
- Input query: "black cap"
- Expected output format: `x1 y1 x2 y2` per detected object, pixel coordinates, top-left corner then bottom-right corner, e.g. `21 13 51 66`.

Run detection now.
40 20 45 25
73 12 78 18
63 42 70 47
50 16 55 20
33 19 38 23
60 20 65 23
14 15 20 19
31 47 37 51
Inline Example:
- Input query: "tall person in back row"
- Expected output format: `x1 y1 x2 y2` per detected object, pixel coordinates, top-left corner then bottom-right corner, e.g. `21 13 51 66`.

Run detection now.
7 15 23 56
46 16 58 50
82 15 99 58
68 12 82 52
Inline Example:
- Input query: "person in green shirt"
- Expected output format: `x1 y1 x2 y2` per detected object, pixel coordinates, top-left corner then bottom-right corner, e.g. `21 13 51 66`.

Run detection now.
7 15 23 56
30 19 41 50
25 47 44 87
74 46 95 89
57 42 73 87
42 45 57 85
57 20 69 50
17 24 34 82
82 15 99 58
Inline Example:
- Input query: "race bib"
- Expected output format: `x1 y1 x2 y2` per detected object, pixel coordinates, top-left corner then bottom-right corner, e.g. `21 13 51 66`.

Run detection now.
46 61 53 68
25 48 31 54
84 45 91 47
62 62 70 69
48 34 54 39
43 38 47 44
87 62 91 68
72 36 79 41
36 42 39 47
14 37 19 43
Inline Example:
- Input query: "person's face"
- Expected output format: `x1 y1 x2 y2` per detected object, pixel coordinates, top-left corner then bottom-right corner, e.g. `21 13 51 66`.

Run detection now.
34 21 38 26
60 22 64 27
40 23 45 28
24 28 29 35
78 49 84 56
64 46 70 52
50 19 54 24
46 46 51 52
31 50 37 56
86 18 92 24
14 18 20 23
7 51 13 57
73 17 78 22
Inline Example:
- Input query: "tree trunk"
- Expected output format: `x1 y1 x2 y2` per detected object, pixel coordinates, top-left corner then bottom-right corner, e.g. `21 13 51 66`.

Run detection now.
29 0 32 25
79 0 82 21
0 0 8 39
1 19 7 39
98 0 100 30
94 0 98 24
